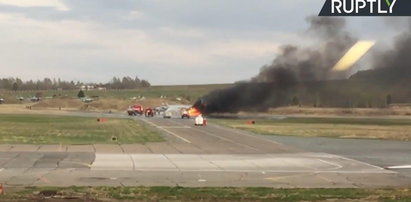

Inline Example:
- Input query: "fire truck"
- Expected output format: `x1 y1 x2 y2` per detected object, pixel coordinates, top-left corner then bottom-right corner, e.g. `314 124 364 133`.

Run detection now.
144 108 154 117
127 105 144 116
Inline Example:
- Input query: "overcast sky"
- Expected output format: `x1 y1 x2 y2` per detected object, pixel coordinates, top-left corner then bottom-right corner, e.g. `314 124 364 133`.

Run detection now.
0 0 401 85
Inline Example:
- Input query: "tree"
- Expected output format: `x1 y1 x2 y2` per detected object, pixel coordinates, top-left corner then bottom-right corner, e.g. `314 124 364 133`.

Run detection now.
12 82 18 91
43 78 53 90
122 76 134 89
0 76 151 90
134 76 141 84
77 90 85 98
111 77 121 89
292 96 299 106
386 94 392 106
141 80 151 87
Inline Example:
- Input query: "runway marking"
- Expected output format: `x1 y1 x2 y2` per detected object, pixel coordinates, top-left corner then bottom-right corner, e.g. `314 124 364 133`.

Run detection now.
189 126 261 152
179 120 260 151
334 155 386 171
386 165 411 169
138 118 191 143
128 154 136 170
318 159 343 170
109 168 394 174
166 118 283 151
209 123 283 145
265 173 312 182
160 126 191 129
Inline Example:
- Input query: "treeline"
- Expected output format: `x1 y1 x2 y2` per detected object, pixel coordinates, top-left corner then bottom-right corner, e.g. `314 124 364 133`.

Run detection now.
106 76 150 89
280 80 411 109
0 76 151 91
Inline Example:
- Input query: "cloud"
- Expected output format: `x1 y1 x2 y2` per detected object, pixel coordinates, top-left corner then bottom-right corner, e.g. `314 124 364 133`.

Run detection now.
0 0 69 11
0 12 289 84
0 0 397 85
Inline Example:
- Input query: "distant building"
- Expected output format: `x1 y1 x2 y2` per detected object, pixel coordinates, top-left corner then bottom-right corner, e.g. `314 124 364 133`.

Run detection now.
80 85 95 90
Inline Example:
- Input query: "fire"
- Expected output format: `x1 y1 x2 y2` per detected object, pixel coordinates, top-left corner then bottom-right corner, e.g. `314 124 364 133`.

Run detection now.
332 40 375 71
188 107 201 117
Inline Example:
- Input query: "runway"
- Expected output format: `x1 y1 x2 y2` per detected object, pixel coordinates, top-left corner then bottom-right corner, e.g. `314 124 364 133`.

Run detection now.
0 151 406 188
0 114 409 188
137 117 297 154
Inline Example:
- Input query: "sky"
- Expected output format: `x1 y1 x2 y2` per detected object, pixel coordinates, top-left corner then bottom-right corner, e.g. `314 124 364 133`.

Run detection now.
0 0 402 85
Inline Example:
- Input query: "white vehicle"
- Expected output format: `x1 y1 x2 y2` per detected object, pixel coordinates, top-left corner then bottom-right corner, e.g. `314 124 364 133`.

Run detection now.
194 114 205 126
163 110 174 118
81 97 94 103
154 106 168 114
29 96 41 102
163 105 191 119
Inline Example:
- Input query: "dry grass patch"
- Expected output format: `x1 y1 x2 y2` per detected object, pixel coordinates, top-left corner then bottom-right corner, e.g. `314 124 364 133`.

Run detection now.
236 123 411 140
213 117 411 141
269 106 411 117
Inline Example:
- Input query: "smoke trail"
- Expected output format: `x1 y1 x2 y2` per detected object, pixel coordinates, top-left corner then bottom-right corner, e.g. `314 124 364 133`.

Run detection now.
253 17 356 83
195 17 357 113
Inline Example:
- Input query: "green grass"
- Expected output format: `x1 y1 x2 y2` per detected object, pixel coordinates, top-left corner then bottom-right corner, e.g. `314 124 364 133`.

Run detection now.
0 114 163 144
1 187 410 201
0 84 232 103
212 117 411 141
246 117 411 126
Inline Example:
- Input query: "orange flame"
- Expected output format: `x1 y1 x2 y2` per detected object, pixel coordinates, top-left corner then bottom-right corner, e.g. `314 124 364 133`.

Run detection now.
188 107 201 117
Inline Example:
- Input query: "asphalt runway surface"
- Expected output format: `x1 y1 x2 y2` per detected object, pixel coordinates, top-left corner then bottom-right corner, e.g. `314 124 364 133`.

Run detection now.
0 112 410 188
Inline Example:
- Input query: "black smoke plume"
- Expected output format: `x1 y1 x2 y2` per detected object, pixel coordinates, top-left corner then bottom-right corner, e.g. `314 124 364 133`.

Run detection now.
194 17 357 113
350 18 411 82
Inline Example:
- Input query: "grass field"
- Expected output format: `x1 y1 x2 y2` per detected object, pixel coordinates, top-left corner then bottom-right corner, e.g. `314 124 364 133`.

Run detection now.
1 187 409 201
0 84 232 104
212 117 411 141
269 106 411 117
0 114 163 144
